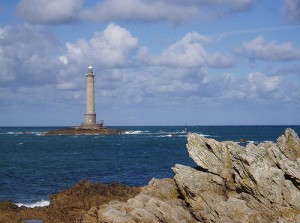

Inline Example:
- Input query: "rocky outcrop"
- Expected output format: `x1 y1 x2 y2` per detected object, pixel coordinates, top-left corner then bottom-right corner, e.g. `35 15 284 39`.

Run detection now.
1 128 299 223
173 128 300 223
44 127 125 135
81 178 196 223
44 180 140 222
0 180 140 223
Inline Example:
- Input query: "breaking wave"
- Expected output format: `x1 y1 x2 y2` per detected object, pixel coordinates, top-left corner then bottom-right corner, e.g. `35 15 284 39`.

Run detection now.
16 200 50 208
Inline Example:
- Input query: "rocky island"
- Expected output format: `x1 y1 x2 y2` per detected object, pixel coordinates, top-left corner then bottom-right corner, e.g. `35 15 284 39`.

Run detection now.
1 128 299 223
44 127 125 136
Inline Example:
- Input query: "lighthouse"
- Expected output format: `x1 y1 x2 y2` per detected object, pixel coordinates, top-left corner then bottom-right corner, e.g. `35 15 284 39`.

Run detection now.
80 66 102 129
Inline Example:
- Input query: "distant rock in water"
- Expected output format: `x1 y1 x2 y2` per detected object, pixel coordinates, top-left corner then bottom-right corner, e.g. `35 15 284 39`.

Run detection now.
1 128 299 222
44 127 125 135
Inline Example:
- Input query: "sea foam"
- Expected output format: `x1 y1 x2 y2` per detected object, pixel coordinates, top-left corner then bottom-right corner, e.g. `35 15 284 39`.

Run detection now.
16 200 50 208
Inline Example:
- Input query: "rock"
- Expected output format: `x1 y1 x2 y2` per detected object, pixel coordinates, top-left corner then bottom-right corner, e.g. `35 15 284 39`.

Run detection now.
0 180 140 223
173 128 300 223
0 201 46 223
81 178 197 223
0 201 23 223
44 127 125 135
44 180 140 222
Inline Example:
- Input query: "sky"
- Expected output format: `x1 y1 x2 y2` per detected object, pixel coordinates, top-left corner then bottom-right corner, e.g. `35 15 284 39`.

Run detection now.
0 0 300 126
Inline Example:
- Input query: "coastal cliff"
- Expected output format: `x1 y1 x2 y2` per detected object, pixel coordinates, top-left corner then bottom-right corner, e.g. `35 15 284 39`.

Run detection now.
1 128 299 223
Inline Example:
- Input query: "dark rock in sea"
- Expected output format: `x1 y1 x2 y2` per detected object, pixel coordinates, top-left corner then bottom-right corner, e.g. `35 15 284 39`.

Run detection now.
1 128 299 223
44 127 125 135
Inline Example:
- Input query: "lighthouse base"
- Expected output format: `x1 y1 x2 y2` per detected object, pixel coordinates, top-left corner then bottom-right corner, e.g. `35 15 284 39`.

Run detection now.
79 123 103 129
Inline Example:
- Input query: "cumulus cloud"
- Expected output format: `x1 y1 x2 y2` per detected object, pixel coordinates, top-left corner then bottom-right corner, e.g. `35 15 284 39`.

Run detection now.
62 23 138 67
17 0 257 25
237 36 300 61
282 0 300 23
17 0 83 24
156 32 234 68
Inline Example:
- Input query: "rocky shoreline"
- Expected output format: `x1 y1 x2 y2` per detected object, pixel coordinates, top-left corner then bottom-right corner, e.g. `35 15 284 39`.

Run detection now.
1 128 299 223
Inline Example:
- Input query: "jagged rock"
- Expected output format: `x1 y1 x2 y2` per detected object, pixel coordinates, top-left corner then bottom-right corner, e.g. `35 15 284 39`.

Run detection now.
81 178 197 223
173 128 300 223
45 180 140 222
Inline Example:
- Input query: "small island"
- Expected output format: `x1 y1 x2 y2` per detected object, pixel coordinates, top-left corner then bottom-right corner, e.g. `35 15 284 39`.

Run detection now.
44 127 125 136
45 66 124 136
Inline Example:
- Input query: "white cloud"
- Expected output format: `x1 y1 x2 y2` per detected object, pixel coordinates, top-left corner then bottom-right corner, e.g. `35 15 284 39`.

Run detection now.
247 72 283 93
238 36 300 61
282 0 300 24
156 32 234 68
63 23 138 67
17 0 83 24
17 0 258 25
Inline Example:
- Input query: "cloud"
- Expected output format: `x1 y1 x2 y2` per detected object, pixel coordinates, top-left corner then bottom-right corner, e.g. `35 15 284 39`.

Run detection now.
155 32 234 68
62 23 138 67
17 0 258 25
247 72 283 93
282 0 300 24
80 0 199 24
17 0 83 24
237 36 300 61
0 24 63 87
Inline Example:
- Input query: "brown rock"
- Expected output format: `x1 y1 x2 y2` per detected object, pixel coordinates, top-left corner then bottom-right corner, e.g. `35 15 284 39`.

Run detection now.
174 128 300 223
0 180 140 223
44 179 140 222
44 127 125 136
82 178 197 223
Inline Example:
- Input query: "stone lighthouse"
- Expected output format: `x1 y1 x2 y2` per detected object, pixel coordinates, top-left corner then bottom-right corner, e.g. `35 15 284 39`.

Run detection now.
80 66 102 129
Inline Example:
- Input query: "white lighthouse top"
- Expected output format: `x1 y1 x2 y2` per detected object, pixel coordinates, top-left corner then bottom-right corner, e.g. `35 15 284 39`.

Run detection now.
87 66 93 72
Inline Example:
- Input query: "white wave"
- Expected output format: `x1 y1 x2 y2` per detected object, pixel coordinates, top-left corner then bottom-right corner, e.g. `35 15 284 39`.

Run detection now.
7 131 23 135
32 132 43 136
1 131 43 136
199 134 211 137
125 130 148 134
16 200 50 208
247 141 255 144
156 134 173 137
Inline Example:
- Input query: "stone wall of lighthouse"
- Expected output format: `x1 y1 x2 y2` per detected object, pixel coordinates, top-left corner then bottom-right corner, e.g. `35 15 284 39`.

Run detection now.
85 66 96 125
79 66 103 129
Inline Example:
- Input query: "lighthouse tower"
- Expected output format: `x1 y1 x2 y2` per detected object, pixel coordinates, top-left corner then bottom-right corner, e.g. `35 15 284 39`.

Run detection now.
80 66 102 129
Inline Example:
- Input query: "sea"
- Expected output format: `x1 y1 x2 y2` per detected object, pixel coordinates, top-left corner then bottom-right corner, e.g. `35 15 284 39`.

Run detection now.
0 125 299 208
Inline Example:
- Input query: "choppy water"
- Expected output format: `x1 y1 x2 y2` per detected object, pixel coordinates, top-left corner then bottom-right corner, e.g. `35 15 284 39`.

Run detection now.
0 125 299 207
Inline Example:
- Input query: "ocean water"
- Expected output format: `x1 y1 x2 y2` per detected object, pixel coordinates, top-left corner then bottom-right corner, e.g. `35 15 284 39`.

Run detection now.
0 125 299 207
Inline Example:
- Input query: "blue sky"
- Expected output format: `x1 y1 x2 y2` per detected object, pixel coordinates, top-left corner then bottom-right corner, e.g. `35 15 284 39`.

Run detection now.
0 0 300 126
